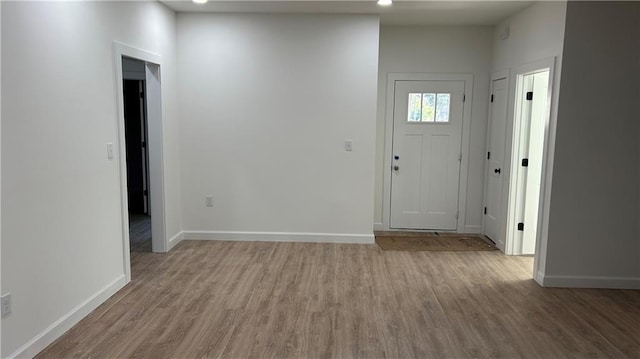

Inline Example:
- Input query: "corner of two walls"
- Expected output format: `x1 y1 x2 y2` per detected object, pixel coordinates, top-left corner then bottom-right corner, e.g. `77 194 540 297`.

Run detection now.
489 1 567 279
1 1 180 356
176 13 380 243
375 25 495 233
492 1 639 289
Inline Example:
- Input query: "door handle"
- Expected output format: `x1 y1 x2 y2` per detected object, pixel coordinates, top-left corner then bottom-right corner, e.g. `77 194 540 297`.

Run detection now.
393 165 400 171
494 168 501 174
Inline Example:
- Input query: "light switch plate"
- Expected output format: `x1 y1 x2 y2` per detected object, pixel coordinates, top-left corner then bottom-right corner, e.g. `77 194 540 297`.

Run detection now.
106 142 114 160
344 140 353 152
1 293 11 317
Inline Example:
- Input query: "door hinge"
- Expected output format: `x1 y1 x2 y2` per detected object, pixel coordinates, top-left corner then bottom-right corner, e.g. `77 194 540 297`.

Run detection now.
484 207 487 215
463 94 466 102
143 190 148 195
517 222 524 231
141 141 146 148
456 211 459 219
458 153 462 161
526 91 533 101
521 158 529 167
490 94 494 103
140 91 145 99
487 151 491 160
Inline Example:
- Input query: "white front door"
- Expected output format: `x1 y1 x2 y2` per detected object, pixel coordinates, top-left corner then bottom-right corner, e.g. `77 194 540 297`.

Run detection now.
390 80 465 230
484 77 508 244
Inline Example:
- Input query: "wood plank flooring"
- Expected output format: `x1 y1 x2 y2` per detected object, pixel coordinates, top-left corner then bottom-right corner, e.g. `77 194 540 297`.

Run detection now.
129 214 151 254
38 240 640 358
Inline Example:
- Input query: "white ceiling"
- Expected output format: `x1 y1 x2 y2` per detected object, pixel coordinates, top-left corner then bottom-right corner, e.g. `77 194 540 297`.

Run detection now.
159 0 536 26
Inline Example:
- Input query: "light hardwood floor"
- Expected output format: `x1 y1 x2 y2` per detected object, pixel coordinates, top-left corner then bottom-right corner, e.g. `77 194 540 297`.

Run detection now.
38 240 640 358
129 214 151 254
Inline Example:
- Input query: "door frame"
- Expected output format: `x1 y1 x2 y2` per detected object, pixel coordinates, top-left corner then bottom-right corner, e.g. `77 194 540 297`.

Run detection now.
482 70 510 249
503 57 557 284
113 42 168 282
382 73 474 232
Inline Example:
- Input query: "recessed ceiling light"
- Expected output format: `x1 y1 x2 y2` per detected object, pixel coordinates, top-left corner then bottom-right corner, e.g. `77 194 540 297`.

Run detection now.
193 0 208 4
377 0 392 6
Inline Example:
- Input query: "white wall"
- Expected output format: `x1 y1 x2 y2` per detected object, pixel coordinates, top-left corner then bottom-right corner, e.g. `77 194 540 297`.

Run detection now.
177 14 379 240
1 1 180 356
0 2 3 356
544 1 640 288
375 26 494 232
489 1 566 258
492 2 567 73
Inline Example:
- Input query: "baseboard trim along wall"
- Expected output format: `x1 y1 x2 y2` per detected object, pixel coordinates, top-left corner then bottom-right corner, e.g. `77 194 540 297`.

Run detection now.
540 275 640 289
464 225 482 234
371 223 482 234
8 275 128 359
182 230 375 244
168 231 184 251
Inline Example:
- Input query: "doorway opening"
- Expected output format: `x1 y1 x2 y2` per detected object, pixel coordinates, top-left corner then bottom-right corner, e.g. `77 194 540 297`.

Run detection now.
509 69 550 257
502 57 557 284
122 58 151 254
483 58 556 282
114 42 167 282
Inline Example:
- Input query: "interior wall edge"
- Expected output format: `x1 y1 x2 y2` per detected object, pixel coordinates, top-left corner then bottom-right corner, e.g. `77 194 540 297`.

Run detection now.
5 275 127 359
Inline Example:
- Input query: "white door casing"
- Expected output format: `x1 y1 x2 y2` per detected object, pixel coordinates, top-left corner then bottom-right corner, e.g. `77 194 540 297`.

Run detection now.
483 75 509 247
518 71 549 255
383 73 473 233
113 42 167 282
389 80 465 230
503 57 557 279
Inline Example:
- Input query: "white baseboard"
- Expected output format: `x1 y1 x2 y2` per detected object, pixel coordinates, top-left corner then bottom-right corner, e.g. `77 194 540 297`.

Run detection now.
534 270 545 286
8 275 127 359
464 225 482 234
373 222 384 231
540 274 640 289
182 230 374 244
168 231 184 251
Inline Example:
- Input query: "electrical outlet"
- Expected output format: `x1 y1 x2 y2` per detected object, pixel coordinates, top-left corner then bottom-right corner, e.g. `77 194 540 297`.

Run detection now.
1 293 11 317
205 196 214 207
344 139 353 152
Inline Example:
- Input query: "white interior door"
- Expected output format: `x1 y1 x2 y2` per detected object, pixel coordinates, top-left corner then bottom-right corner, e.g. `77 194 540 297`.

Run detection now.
484 78 508 243
521 71 549 254
390 80 465 230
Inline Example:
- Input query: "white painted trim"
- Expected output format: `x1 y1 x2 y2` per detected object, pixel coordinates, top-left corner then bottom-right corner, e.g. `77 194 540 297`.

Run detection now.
112 42 168 281
382 73 474 233
7 275 127 359
540 275 640 289
373 222 384 231
168 231 184 251
182 231 374 244
502 57 557 288
464 225 482 234
490 70 510 83
144 63 168 254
